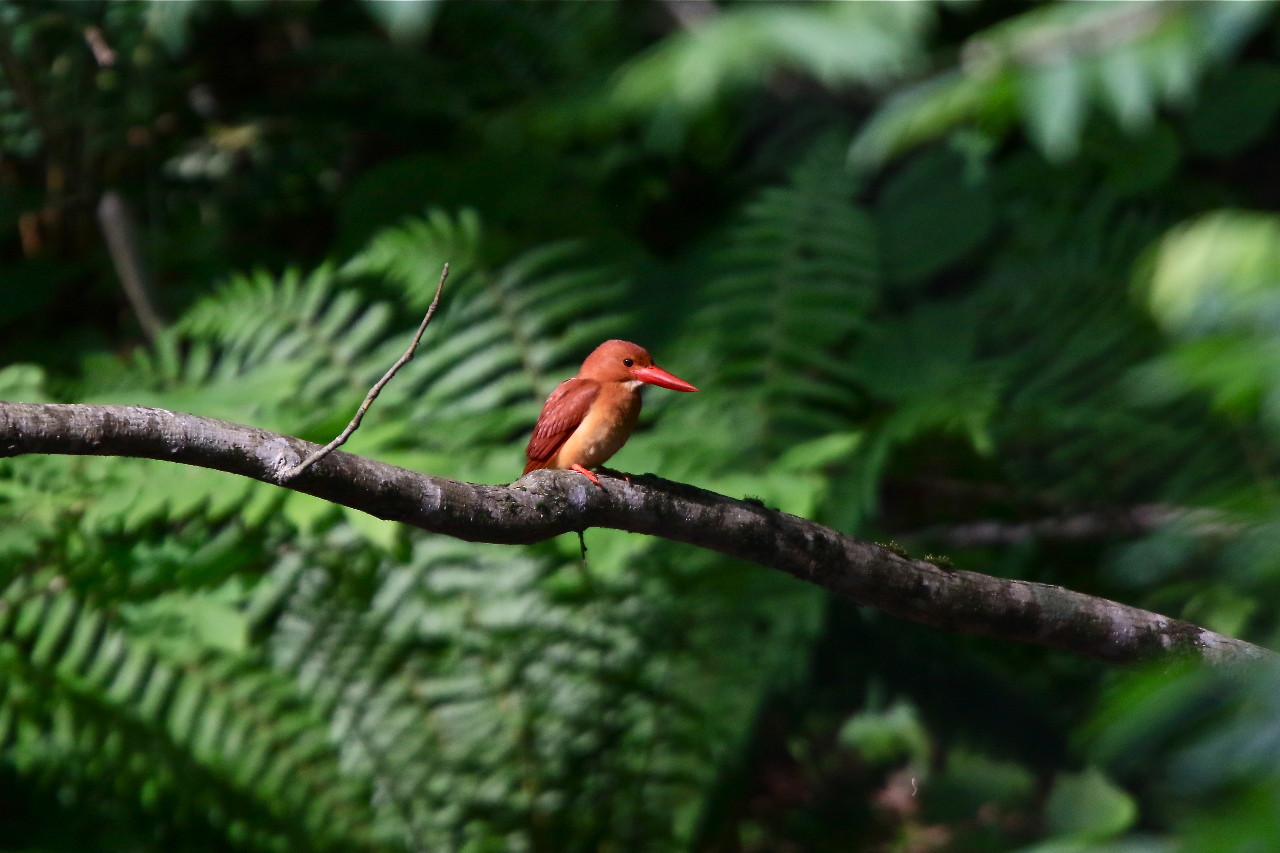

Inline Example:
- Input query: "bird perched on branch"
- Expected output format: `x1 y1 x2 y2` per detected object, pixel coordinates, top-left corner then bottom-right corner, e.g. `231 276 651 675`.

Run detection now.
523 339 698 486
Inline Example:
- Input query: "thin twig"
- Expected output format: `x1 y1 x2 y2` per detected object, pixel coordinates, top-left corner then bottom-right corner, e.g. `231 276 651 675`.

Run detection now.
282 263 449 480
658 0 716 30
83 26 116 67
98 191 165 344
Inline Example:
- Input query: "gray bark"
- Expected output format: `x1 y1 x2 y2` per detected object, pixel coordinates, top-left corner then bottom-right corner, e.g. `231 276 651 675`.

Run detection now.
0 402 1268 666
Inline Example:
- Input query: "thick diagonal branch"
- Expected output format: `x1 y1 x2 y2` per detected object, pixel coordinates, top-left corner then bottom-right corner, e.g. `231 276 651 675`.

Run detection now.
0 402 1268 667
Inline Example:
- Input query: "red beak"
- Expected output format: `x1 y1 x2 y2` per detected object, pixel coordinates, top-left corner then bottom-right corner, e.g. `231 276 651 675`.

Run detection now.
631 364 698 392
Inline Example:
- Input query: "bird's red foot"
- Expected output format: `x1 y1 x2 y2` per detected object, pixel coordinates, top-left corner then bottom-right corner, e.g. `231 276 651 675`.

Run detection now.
570 463 603 487
596 466 631 484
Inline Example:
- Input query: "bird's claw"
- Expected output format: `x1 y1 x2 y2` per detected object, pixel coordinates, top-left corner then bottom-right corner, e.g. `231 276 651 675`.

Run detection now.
570 463 603 487
596 466 632 485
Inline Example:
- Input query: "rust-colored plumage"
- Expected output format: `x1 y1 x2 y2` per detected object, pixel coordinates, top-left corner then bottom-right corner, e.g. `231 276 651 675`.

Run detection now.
523 340 697 485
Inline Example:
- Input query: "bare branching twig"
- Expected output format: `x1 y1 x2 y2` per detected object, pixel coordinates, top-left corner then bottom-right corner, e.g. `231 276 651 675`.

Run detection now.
281 263 449 480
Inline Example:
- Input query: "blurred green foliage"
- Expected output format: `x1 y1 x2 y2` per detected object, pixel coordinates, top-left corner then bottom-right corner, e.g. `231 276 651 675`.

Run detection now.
3 1 1280 851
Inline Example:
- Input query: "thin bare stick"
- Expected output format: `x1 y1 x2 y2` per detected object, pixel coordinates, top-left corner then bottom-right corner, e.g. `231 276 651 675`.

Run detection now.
282 263 449 480
659 0 716 30
83 26 117 68
98 191 165 344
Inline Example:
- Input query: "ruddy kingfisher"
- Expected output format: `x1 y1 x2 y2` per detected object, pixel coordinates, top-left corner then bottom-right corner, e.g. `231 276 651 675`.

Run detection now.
523 339 698 486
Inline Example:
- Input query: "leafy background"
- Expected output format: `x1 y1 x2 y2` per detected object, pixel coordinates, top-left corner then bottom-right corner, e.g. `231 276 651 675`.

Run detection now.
3 1 1280 850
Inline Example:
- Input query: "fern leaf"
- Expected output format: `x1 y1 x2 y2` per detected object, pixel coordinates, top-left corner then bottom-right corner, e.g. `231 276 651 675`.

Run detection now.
681 140 877 456
0 573 380 851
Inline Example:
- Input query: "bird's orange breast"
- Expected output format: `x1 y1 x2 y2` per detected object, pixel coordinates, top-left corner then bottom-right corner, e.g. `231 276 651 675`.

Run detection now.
551 382 642 470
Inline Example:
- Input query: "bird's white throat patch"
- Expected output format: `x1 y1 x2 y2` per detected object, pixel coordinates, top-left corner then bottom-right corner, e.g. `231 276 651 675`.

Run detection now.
623 379 645 391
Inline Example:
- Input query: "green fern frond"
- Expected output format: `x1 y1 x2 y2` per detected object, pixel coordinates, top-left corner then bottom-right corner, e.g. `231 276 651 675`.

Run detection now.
967 195 1253 505
342 207 484 310
346 210 627 399
247 531 824 851
257 539 676 848
685 141 877 448
83 264 393 447
0 572 380 851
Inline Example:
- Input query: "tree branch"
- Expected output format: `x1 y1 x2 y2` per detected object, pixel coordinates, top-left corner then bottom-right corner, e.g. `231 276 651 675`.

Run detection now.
909 505 1240 548
0 401 1268 667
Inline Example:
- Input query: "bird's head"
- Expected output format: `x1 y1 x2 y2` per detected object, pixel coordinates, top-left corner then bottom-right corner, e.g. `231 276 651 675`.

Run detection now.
580 340 698 392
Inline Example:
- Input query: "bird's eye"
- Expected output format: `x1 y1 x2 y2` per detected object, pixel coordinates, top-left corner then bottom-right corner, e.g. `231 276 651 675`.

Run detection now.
623 358 634 367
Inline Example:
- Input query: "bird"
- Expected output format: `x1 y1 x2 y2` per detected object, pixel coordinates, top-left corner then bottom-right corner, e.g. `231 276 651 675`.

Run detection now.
523 339 697 486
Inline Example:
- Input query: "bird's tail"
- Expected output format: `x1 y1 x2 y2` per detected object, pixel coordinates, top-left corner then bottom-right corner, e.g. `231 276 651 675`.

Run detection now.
523 458 548 475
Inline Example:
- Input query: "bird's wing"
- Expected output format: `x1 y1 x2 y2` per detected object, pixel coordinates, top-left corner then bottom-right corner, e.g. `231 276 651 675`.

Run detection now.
524 378 600 470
